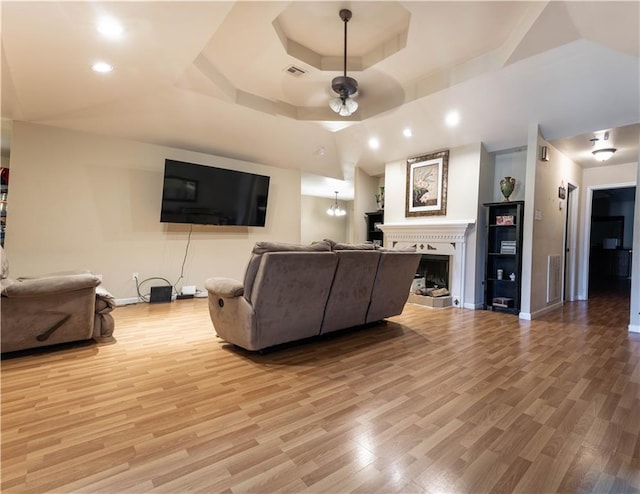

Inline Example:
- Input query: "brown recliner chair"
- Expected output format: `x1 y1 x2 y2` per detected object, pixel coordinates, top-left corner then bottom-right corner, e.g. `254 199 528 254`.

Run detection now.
0 247 116 353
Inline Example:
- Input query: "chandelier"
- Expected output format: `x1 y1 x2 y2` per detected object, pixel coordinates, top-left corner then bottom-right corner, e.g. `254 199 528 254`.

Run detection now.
326 191 346 216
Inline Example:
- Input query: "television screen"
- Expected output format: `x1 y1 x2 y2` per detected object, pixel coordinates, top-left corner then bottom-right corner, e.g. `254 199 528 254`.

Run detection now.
160 159 270 226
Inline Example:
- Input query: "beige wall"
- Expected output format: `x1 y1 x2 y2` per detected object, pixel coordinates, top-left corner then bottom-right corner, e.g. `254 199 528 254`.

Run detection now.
522 129 583 319
6 122 301 302
353 167 379 243
475 144 495 307
300 195 349 244
493 148 527 202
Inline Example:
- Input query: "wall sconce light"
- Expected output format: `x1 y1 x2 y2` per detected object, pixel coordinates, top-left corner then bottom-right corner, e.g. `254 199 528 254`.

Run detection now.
540 145 549 161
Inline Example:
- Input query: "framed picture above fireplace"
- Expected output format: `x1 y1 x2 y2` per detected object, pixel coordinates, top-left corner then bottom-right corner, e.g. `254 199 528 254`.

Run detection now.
405 150 449 217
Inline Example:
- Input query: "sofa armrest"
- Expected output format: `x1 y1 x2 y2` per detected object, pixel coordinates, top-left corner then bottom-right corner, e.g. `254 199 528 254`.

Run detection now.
93 286 116 343
1 273 100 298
95 286 116 313
205 277 244 298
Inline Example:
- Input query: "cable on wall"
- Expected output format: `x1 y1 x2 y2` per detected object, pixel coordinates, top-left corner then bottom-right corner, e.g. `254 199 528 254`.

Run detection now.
134 276 172 303
173 224 193 294
134 224 194 302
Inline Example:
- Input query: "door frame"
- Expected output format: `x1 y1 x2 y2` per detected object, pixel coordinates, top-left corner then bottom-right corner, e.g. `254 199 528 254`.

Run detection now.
580 182 636 300
563 183 578 301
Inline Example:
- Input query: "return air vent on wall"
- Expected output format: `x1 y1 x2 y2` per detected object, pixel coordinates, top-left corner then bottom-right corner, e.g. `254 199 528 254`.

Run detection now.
285 65 307 77
547 254 562 303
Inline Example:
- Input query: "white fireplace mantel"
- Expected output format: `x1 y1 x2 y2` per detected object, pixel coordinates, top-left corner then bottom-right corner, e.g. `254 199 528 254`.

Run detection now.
380 220 473 243
379 220 475 309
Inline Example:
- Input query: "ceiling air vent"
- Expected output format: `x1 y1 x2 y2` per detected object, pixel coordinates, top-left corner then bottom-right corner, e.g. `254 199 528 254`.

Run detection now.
285 65 306 77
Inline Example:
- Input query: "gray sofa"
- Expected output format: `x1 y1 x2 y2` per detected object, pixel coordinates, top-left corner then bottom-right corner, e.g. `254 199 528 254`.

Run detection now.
0 247 116 353
205 240 421 351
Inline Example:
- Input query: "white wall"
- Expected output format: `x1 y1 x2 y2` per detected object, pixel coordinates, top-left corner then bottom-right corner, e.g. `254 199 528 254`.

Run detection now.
6 122 302 301
384 145 481 224
384 144 482 305
300 195 349 244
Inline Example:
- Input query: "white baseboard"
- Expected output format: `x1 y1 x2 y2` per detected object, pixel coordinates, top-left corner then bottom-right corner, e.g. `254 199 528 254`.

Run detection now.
629 324 640 333
519 312 532 320
116 293 207 306
464 302 483 310
525 301 563 320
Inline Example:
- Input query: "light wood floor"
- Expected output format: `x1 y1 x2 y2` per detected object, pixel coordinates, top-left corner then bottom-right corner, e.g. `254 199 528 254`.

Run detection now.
2 294 639 493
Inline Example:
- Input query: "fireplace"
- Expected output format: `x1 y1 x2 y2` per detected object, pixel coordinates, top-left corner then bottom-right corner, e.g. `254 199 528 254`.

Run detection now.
379 220 474 308
417 254 450 289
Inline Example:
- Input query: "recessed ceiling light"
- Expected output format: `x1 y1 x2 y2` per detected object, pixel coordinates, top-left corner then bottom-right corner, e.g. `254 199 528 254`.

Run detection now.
97 17 124 39
445 111 460 127
403 128 413 138
368 137 380 150
92 61 113 73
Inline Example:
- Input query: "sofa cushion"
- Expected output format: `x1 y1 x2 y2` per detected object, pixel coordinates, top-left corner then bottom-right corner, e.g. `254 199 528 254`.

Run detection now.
252 241 331 254
321 238 337 249
243 241 332 303
321 250 381 334
251 251 338 348
333 242 376 251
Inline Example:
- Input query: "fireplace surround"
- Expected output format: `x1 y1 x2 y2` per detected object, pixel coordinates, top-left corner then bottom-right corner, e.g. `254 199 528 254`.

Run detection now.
379 220 474 308
418 254 450 290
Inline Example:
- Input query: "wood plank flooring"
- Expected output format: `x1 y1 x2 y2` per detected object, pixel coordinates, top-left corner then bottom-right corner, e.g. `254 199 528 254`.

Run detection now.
2 294 639 493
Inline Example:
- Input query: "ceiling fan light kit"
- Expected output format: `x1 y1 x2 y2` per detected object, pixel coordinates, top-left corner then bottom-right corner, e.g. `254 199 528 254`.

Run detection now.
330 9 358 117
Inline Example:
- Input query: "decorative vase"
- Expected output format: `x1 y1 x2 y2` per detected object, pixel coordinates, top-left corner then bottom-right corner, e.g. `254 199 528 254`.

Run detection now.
500 176 516 202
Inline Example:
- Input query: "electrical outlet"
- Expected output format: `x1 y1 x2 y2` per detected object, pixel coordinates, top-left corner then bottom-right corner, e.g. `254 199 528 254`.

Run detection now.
132 272 138 281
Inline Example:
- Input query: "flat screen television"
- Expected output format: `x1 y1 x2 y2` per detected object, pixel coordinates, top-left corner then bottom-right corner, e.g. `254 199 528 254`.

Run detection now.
160 159 270 226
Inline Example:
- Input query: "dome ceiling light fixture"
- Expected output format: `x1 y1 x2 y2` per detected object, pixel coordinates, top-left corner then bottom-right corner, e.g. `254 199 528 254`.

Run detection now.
327 191 346 216
591 132 616 161
329 9 358 117
592 148 617 161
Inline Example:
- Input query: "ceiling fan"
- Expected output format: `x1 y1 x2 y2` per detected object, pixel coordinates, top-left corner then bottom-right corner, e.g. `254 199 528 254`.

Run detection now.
329 9 358 117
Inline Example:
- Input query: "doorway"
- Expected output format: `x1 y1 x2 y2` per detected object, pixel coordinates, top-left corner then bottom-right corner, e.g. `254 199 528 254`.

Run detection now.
588 186 635 299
